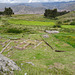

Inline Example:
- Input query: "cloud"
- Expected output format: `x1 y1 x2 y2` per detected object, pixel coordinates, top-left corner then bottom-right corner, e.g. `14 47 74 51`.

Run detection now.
0 0 74 3
29 0 42 3
0 0 28 3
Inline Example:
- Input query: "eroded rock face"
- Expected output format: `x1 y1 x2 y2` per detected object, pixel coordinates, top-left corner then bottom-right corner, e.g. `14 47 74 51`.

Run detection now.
0 54 21 75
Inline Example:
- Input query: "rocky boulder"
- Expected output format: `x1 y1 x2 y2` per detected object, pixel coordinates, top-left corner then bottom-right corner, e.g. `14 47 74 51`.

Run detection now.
0 54 21 75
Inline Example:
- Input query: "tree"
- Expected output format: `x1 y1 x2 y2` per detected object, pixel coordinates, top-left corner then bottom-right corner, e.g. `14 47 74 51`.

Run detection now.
0 16 1 20
0 11 4 15
44 9 69 18
44 9 51 18
51 9 57 18
4 7 14 16
44 9 57 18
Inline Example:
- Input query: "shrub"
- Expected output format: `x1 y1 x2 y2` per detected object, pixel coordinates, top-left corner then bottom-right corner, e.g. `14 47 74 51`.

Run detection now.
64 20 70 23
0 16 1 20
23 28 37 34
70 21 75 25
7 28 22 33
53 21 62 28
2 20 10 25
23 28 30 32
53 25 61 28
57 21 62 24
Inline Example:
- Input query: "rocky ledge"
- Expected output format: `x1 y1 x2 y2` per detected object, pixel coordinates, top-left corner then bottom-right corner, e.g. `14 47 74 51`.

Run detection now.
0 54 21 75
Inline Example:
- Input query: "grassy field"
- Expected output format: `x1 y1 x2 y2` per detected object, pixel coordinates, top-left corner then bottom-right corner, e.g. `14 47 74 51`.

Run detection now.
12 14 56 22
0 14 75 75
8 19 55 26
54 32 75 48
0 32 75 75
57 11 75 25
62 25 75 28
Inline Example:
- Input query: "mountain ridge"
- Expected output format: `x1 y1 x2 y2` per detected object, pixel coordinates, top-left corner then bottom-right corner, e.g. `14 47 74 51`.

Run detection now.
0 1 75 14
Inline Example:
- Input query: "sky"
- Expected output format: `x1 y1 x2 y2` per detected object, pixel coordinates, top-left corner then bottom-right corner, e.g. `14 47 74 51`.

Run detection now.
0 0 74 3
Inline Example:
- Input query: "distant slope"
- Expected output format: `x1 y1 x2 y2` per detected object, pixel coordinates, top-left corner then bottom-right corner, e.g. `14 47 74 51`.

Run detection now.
0 3 19 11
0 3 45 14
25 1 75 11
0 1 75 14
58 11 75 24
11 5 45 14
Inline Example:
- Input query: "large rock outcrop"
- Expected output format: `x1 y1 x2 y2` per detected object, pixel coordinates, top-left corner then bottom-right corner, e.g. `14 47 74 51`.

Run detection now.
0 54 21 75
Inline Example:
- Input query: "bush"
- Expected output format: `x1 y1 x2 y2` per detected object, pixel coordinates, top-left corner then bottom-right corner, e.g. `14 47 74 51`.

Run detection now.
7 28 22 33
23 28 37 34
7 28 37 34
70 21 75 25
53 25 61 28
57 21 62 24
53 21 62 28
2 20 10 25
0 16 1 20
23 28 30 32
64 20 70 23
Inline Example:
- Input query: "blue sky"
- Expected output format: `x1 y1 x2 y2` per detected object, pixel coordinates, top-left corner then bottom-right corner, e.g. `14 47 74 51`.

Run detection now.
0 0 74 3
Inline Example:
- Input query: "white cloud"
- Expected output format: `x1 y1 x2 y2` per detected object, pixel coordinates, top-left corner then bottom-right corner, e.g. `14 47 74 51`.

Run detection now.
0 0 28 3
0 0 74 3
29 0 33 3
29 0 41 3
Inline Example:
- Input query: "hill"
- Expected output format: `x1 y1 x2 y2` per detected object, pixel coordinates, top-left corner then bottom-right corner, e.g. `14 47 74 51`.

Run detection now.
25 1 75 11
58 11 75 24
0 3 19 11
0 1 75 14
0 14 75 75
11 5 45 14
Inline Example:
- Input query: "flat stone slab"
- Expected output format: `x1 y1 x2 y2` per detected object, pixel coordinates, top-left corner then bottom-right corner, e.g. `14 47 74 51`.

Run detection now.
45 30 59 34
43 34 49 38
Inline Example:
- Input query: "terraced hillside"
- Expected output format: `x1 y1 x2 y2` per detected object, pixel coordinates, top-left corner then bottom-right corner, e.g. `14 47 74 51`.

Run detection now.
0 14 75 75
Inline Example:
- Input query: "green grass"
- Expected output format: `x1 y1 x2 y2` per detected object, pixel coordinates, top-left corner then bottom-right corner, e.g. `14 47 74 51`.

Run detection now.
54 32 75 48
8 19 55 26
12 14 56 22
57 11 75 25
1 33 74 75
0 14 75 75
70 21 75 25
62 25 75 28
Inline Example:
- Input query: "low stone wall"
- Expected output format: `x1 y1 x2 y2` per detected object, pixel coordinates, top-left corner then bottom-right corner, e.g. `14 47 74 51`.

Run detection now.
0 54 21 75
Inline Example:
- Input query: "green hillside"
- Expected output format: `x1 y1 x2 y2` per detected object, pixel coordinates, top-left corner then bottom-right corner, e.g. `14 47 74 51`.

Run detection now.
58 11 75 25
0 14 75 75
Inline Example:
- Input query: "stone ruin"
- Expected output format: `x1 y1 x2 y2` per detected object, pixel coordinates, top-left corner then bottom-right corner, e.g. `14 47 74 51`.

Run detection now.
0 38 43 74
0 37 42 51
14 40 42 50
0 54 21 75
